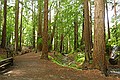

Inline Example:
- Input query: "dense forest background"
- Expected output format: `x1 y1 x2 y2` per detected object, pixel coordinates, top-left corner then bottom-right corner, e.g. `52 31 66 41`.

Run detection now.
0 0 120 75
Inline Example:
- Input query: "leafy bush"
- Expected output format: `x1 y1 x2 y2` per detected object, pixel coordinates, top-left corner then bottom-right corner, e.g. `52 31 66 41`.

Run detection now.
75 52 85 63
37 37 42 44
111 24 120 46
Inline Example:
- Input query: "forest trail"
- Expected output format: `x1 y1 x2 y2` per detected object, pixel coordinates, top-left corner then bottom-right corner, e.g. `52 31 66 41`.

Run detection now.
0 52 119 80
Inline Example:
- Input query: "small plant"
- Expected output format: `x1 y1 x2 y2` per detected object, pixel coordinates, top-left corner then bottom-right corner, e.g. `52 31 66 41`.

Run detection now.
37 37 42 44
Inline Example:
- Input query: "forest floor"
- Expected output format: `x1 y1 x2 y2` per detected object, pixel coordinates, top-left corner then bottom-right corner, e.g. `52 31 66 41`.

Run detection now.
0 52 120 80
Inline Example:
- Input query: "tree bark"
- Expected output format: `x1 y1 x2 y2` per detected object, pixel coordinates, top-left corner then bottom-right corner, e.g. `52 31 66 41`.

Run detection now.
74 18 78 51
20 0 23 52
15 0 19 53
1 0 7 48
93 0 107 74
82 0 91 68
41 0 49 60
89 0 93 50
37 0 43 51
60 34 64 53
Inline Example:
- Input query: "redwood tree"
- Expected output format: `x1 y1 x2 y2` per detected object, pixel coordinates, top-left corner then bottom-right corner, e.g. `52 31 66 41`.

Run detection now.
82 0 91 68
89 0 93 49
74 18 78 51
37 0 43 51
41 0 49 60
15 0 19 53
93 0 107 74
20 0 23 51
1 0 7 48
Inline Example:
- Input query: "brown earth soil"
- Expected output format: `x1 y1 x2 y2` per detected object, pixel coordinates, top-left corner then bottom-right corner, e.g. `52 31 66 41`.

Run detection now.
0 52 120 80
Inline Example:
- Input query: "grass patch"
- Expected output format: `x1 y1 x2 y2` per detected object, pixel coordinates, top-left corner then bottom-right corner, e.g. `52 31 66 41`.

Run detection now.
49 52 85 69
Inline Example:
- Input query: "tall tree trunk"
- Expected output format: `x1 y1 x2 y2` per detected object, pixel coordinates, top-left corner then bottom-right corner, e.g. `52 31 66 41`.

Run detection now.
1 0 7 48
41 0 49 60
15 0 19 53
48 6 52 51
82 0 91 68
88 0 93 60
32 0 35 48
89 0 93 49
93 0 107 74
60 34 64 53
20 1 23 52
106 0 110 39
74 18 78 51
37 0 42 51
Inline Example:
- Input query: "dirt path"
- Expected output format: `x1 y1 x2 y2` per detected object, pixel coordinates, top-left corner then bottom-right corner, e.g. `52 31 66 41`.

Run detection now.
0 52 119 80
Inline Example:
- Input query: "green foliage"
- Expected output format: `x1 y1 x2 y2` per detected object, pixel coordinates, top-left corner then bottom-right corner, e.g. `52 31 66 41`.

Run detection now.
49 53 66 66
50 52 85 69
0 56 4 61
1 0 85 51
111 24 120 46
37 37 42 44
75 53 85 63
49 0 84 52
115 51 120 55
6 5 15 44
